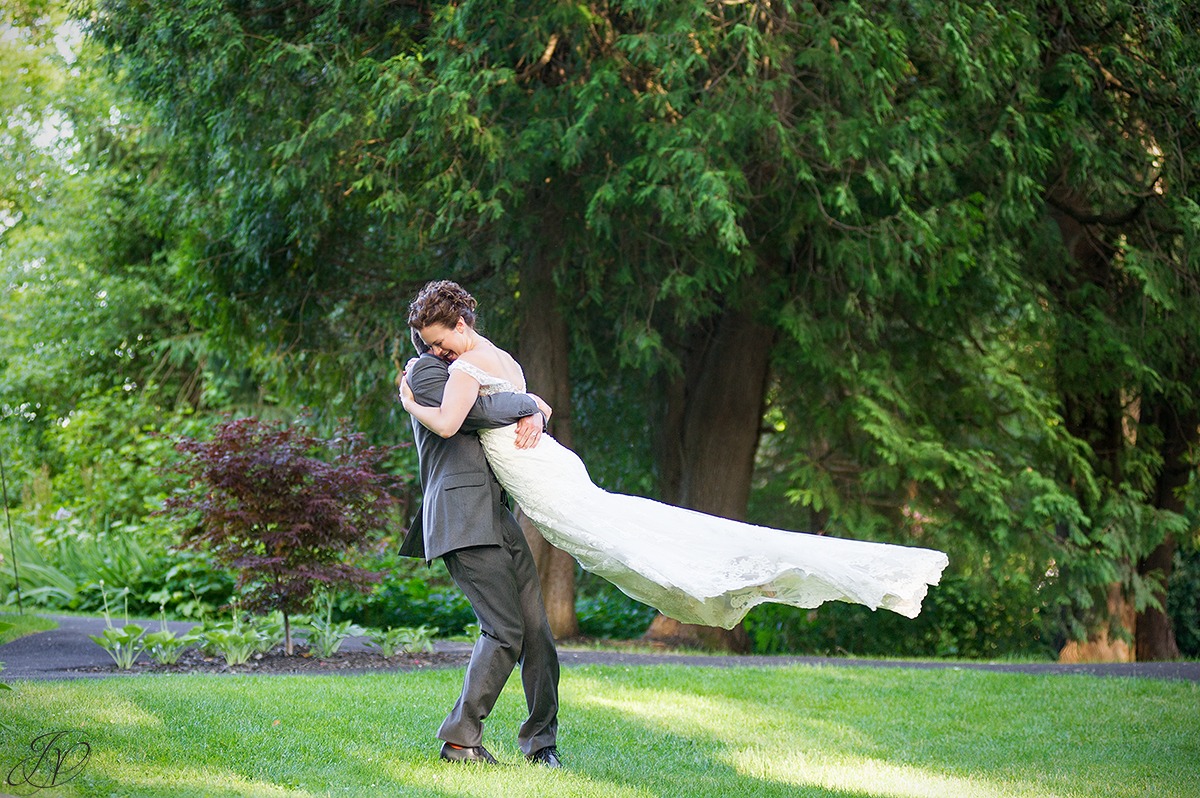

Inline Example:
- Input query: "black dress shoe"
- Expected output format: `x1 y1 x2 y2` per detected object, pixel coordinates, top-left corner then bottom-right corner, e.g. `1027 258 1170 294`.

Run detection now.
440 742 499 765
526 746 562 768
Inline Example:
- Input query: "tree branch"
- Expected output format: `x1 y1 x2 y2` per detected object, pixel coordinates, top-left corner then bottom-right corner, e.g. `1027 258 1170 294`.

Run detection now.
519 33 560 81
1045 193 1149 227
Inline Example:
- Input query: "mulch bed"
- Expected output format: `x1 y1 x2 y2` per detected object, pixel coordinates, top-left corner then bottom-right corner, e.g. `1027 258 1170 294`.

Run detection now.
73 645 473 676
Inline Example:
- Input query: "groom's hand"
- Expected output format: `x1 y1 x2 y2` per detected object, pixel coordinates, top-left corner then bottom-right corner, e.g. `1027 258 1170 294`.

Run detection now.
514 414 543 449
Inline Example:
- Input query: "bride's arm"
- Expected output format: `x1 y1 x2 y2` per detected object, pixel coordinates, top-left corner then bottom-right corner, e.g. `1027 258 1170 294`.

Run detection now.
400 354 550 444
401 367 482 437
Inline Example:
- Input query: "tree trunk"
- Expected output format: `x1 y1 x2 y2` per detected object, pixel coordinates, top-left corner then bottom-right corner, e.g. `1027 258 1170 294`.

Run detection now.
1135 402 1197 661
1137 538 1179 661
1047 191 1137 662
1058 584 1136 663
516 245 579 640
642 308 775 653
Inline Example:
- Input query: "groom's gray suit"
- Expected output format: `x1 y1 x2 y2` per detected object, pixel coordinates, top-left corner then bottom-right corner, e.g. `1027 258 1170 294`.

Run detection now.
401 352 559 757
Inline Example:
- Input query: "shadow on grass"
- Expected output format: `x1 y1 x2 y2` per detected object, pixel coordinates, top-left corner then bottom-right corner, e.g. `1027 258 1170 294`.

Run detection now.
0 664 1196 797
556 663 1199 798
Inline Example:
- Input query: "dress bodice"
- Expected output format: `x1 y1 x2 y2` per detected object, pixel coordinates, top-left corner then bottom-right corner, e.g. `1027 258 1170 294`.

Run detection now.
449 359 526 395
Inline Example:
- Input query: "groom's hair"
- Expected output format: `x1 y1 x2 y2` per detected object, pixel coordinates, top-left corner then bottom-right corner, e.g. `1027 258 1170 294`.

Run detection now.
411 327 431 355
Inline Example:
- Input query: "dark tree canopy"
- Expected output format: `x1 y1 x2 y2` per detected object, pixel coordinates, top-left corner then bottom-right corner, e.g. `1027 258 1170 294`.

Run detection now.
1 0 1195 655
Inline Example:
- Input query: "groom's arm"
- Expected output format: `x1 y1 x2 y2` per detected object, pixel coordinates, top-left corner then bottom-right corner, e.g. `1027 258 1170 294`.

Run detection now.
406 355 538 433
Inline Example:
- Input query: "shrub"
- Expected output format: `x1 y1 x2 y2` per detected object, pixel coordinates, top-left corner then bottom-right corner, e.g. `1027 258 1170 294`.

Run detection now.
1168 547 1200 657
364 624 438 657
0 388 227 618
575 570 657 640
163 416 401 654
195 616 260 666
745 572 1058 659
143 608 200 665
343 552 475 636
303 592 366 657
87 582 147 669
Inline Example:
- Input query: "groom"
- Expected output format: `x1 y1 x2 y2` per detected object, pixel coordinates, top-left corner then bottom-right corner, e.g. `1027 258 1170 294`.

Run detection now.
398 330 561 768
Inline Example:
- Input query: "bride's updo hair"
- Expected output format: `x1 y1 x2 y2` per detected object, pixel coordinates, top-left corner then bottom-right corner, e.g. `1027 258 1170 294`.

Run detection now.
408 280 478 331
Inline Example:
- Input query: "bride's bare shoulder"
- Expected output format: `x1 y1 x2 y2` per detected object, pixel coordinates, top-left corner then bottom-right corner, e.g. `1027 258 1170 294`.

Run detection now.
456 348 502 371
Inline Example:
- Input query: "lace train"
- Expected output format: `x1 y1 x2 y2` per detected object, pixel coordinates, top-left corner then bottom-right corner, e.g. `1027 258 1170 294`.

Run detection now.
480 425 948 629
447 357 948 628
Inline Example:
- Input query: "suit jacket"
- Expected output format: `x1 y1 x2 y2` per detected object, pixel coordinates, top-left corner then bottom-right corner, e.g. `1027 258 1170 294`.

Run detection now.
399 353 538 561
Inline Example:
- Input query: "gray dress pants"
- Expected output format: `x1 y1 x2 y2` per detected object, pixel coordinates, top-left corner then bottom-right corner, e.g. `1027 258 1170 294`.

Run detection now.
439 522 560 755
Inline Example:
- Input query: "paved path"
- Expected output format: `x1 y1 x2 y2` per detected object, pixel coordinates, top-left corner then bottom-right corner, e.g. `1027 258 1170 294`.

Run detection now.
2 614 1197 682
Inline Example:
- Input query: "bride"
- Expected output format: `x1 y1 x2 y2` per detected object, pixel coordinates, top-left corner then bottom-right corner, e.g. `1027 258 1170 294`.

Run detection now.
399 281 948 630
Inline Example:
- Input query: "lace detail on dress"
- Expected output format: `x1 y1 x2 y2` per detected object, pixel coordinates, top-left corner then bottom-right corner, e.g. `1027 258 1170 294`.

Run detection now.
449 359 526 395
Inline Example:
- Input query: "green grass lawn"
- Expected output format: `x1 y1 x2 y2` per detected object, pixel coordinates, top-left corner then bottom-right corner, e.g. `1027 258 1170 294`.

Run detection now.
1 664 1195 797
0 611 58 644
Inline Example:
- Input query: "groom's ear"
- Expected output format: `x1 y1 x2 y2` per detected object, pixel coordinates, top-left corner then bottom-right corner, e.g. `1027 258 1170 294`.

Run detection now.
410 327 431 355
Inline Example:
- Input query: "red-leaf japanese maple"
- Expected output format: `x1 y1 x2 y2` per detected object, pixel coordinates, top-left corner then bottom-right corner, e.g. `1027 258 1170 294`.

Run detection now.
165 416 401 654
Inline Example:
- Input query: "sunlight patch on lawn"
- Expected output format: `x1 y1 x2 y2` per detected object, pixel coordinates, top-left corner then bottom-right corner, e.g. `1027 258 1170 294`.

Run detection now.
374 760 659 798
86 697 166 730
572 679 765 737
12 683 163 731
568 673 873 754
105 763 319 797
727 748 1065 798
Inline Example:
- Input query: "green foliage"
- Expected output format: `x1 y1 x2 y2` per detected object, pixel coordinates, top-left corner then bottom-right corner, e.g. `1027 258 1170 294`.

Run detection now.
4 0 1193 658
363 624 438 658
0 503 235 618
0 619 11 691
87 582 147 669
190 611 268 667
1 388 219 616
343 552 476 637
88 622 146 669
141 628 192 666
0 9 241 625
142 610 200 665
249 610 288 655
1169 548 1200 657
302 592 366 658
80 0 434 434
747 572 1057 660
196 627 257 667
575 571 658 641
42 387 208 532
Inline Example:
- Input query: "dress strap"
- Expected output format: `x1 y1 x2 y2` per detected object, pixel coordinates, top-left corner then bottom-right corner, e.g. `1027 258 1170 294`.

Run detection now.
449 357 524 393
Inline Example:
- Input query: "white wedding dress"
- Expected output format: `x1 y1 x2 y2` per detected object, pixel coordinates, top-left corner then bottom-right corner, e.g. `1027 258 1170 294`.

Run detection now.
451 360 949 630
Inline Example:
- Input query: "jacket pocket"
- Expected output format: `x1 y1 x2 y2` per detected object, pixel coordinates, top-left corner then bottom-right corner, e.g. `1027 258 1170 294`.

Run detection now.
442 472 487 491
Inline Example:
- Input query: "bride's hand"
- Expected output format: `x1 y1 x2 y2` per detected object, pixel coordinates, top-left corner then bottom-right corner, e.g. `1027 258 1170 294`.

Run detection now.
398 368 417 408
514 414 542 449
396 358 416 392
